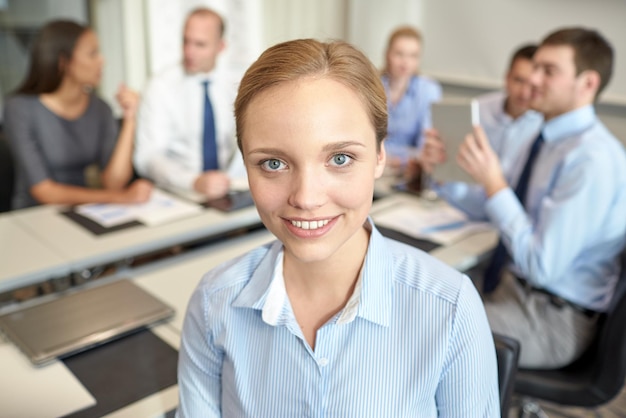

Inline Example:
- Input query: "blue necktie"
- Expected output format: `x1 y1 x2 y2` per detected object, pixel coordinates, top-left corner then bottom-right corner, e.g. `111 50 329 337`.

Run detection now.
202 80 219 171
482 133 544 293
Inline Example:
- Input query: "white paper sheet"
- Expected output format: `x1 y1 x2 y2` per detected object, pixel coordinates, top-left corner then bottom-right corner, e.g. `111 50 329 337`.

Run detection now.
75 189 203 228
0 343 96 418
373 201 491 245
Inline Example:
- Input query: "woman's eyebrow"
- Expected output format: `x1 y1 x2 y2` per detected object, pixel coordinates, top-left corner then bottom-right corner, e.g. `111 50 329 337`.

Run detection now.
246 147 289 157
321 141 367 152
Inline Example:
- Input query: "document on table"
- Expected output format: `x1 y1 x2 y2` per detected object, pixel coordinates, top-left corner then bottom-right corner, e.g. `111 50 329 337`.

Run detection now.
74 189 203 228
0 343 95 418
373 201 491 245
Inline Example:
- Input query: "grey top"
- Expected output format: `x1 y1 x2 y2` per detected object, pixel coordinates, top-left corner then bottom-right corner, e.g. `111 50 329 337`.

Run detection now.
4 94 118 209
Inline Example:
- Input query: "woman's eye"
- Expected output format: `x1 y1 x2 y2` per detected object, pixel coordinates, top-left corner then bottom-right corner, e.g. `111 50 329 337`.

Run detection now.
330 153 352 167
261 159 285 171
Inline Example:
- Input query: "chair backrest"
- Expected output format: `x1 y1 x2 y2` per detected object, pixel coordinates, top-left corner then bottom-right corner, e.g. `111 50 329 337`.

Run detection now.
493 333 520 416
583 252 626 401
513 249 626 408
0 129 15 212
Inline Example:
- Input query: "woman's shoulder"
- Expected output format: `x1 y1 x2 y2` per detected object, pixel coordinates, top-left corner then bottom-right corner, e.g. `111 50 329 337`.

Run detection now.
196 241 278 296
4 94 44 121
5 94 39 110
380 234 470 303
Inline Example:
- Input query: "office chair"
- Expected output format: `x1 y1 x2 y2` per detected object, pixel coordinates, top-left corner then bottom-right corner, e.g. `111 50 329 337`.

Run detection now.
494 333 521 417
0 128 15 212
514 252 626 417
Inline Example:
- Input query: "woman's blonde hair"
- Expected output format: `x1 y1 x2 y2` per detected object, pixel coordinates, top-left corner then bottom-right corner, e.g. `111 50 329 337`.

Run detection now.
382 26 422 76
234 38 387 151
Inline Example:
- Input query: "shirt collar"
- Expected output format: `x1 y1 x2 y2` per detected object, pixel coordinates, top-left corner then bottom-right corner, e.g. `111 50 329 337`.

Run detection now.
542 104 595 143
381 75 420 99
496 94 513 124
231 218 394 328
187 68 217 84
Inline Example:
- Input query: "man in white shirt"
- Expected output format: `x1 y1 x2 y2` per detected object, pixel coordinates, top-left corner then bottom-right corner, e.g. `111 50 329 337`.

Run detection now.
135 7 242 199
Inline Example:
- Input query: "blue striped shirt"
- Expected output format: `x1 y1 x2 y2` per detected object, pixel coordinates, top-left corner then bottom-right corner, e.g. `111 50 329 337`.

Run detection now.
177 221 499 417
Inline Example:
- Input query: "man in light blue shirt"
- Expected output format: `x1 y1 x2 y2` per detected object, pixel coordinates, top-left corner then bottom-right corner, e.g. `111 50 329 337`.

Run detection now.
452 28 626 369
435 44 543 219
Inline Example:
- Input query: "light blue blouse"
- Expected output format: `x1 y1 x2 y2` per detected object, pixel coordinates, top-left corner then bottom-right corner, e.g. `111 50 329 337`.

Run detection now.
177 220 499 417
382 74 442 157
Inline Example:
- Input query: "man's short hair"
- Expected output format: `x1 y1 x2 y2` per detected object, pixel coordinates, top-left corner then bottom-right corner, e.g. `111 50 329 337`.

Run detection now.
186 7 225 38
508 44 538 70
541 27 614 98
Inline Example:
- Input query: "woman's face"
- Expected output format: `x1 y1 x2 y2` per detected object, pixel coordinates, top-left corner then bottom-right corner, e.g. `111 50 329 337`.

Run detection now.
65 30 103 88
241 77 386 267
387 35 421 79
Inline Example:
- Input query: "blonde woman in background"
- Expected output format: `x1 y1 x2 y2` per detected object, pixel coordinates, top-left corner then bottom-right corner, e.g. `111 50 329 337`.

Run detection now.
382 26 442 170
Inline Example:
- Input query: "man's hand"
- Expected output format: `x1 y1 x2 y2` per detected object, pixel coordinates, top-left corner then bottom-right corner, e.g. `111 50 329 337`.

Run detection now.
193 171 230 200
456 125 508 197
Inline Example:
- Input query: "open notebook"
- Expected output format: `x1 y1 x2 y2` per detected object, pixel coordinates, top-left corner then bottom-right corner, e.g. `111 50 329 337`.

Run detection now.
0 279 175 366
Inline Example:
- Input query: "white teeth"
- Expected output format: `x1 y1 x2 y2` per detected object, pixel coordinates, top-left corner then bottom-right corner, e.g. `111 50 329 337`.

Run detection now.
290 219 329 230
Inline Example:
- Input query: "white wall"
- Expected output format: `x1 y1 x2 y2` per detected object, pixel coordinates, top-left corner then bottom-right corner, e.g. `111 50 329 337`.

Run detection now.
422 0 626 106
91 0 626 141
261 0 347 49
347 0 425 71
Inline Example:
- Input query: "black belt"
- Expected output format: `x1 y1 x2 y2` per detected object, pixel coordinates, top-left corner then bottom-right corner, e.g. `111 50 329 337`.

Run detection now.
514 276 600 319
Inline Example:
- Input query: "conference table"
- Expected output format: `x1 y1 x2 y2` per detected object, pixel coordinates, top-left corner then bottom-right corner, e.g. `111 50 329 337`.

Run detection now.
0 195 262 295
0 192 498 417
0 214 70 294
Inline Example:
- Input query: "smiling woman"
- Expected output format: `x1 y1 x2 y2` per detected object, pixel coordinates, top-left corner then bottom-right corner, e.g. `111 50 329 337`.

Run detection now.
176 38 500 418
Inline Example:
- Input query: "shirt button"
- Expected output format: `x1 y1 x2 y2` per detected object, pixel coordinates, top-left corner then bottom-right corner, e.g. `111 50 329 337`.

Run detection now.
319 358 329 367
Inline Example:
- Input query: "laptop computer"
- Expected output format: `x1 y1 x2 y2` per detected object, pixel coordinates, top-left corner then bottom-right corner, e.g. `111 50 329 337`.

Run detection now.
0 279 175 366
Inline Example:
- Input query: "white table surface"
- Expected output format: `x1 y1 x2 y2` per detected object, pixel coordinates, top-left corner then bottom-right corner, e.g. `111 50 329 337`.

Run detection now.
0 230 275 418
7 202 261 283
0 214 71 292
